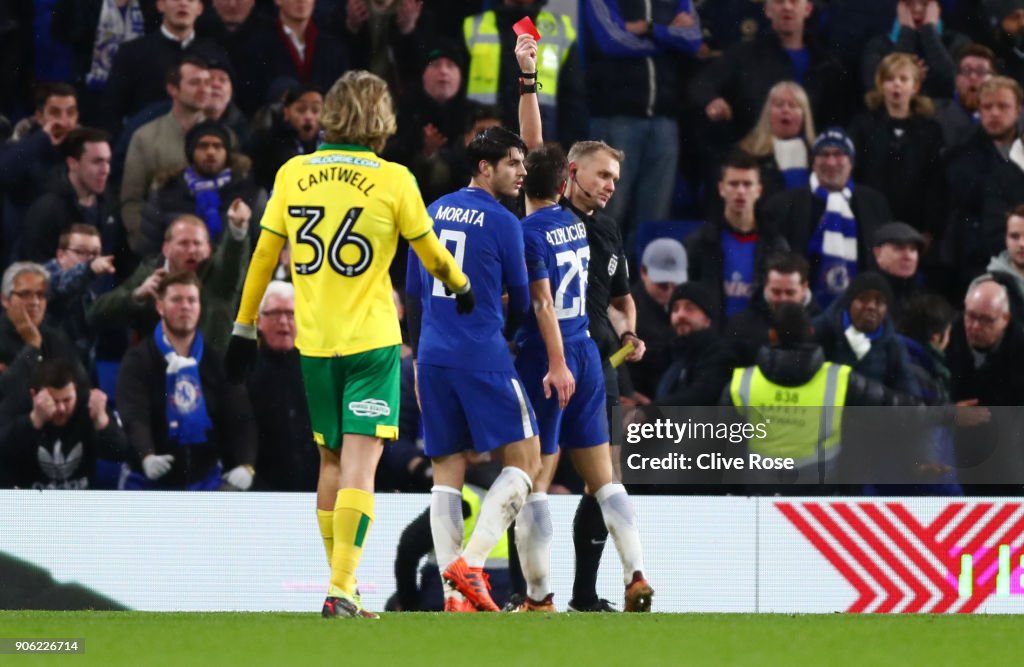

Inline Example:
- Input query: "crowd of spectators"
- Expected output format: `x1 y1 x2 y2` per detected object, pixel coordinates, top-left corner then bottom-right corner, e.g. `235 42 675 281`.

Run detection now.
2 0 1024 496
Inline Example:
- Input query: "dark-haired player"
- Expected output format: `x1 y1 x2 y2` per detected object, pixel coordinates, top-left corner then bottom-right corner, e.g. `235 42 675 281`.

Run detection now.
406 126 549 613
509 142 651 613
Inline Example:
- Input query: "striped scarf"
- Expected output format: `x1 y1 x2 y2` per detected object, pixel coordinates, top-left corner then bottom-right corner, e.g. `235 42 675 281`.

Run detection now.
772 137 809 190
85 0 144 88
807 173 858 309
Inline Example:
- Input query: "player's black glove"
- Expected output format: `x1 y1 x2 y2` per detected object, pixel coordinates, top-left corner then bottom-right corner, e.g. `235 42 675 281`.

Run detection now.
453 279 475 315
225 323 258 383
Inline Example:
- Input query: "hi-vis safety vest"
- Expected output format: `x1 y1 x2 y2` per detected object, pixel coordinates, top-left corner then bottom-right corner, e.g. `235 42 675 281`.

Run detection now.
463 10 575 108
462 484 509 562
729 362 851 468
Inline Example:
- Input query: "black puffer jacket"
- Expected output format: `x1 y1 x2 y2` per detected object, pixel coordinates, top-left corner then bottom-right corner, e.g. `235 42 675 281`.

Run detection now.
748 343 921 407
723 293 822 366
139 154 266 256
654 328 735 406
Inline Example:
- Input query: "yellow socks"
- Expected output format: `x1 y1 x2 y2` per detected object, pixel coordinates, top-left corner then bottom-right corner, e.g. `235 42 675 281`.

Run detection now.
329 488 375 597
316 509 334 568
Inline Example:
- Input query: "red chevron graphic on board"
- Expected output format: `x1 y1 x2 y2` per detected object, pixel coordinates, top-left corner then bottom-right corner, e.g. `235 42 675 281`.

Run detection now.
776 502 1024 613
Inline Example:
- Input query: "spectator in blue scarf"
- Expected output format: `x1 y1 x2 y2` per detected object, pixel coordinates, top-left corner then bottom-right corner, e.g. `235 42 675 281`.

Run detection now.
813 270 921 396
139 119 266 256
762 128 892 310
117 271 257 490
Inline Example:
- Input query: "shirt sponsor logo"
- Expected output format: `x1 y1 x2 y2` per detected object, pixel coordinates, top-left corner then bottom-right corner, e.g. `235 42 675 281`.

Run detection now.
348 399 392 418
724 271 754 298
306 154 380 168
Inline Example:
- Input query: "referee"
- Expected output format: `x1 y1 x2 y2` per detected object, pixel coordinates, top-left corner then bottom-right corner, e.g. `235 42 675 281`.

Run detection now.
560 140 646 612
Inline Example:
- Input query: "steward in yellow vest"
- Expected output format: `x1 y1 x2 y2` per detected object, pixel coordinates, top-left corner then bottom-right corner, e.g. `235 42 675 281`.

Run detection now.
724 303 973 486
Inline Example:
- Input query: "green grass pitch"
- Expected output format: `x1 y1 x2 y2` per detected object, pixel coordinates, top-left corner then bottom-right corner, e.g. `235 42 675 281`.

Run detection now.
2 611 1022 666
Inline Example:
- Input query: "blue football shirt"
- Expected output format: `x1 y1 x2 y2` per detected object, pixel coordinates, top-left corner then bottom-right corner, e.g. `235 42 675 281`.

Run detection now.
407 187 529 371
515 204 591 349
721 228 758 317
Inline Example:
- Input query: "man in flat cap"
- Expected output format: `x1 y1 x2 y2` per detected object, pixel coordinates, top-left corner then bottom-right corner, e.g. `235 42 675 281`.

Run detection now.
872 221 928 322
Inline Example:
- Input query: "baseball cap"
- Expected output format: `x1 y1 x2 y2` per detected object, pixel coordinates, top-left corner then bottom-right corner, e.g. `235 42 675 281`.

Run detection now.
873 221 925 249
811 127 856 161
642 238 688 284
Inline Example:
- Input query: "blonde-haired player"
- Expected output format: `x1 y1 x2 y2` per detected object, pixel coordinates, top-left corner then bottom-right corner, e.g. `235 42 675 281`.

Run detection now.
226 70 474 619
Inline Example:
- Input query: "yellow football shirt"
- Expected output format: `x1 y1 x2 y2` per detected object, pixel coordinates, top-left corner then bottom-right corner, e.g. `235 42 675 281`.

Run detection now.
260 144 433 357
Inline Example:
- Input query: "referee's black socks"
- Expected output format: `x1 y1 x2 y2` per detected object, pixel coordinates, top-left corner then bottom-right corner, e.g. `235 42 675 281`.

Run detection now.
571 494 608 606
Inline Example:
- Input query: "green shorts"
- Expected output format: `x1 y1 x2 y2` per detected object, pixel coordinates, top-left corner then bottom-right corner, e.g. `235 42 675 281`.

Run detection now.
300 345 401 448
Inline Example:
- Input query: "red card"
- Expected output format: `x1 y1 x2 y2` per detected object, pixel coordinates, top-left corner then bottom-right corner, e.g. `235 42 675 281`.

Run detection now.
513 16 541 40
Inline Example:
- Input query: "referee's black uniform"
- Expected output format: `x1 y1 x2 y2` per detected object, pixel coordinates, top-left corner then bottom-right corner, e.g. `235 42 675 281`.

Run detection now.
561 197 630 412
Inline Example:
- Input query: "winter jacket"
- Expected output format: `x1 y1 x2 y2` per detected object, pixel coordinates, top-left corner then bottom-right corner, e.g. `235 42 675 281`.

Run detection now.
139 155 266 256
582 0 701 119
654 327 735 406
847 109 946 236
20 169 125 264
117 334 256 487
760 183 892 279
860 24 969 98
723 292 821 366
812 297 921 396
87 224 250 350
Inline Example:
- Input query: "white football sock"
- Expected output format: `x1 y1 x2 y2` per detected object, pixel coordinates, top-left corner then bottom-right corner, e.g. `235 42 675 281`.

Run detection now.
462 466 532 568
594 483 645 585
430 485 463 597
515 492 552 601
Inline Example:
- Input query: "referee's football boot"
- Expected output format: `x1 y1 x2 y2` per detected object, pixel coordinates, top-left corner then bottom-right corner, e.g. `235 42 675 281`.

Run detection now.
566 597 619 612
